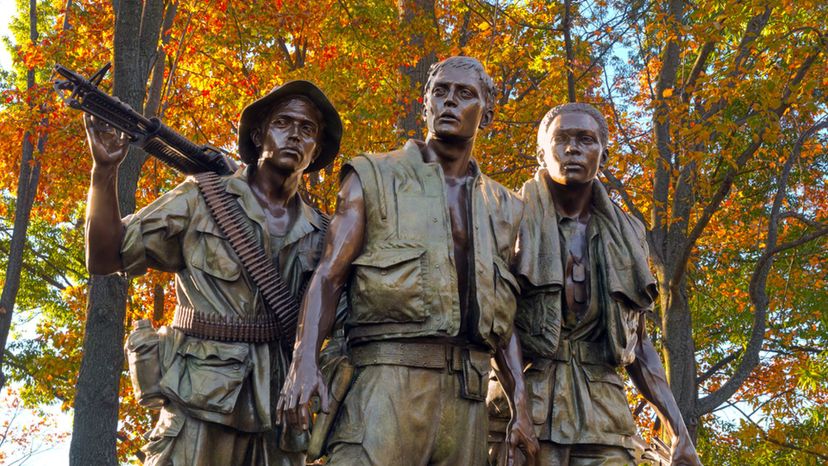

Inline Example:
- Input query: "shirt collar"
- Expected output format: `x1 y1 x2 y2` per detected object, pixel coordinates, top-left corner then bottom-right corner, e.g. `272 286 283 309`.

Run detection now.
223 165 324 249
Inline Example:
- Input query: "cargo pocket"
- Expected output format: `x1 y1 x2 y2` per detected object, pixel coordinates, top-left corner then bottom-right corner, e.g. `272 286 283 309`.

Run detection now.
581 363 624 388
581 363 636 436
460 350 491 401
169 339 251 414
491 255 520 338
524 358 555 425
349 247 427 323
190 220 241 282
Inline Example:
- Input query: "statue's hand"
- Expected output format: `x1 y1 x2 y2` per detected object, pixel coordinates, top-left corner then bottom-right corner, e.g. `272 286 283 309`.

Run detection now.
671 434 702 466
84 114 129 168
506 407 539 466
276 354 329 431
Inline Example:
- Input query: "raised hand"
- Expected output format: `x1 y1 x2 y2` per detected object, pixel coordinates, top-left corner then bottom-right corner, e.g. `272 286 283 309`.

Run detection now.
84 114 129 168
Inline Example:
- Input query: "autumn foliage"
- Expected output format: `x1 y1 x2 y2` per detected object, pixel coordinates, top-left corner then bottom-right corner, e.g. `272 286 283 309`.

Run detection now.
0 0 825 464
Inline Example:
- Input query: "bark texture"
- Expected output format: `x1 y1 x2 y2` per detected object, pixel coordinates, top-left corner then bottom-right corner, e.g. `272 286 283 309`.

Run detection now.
70 0 168 463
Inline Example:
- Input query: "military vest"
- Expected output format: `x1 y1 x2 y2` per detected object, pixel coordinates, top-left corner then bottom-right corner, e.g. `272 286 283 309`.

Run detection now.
344 140 524 351
514 172 657 365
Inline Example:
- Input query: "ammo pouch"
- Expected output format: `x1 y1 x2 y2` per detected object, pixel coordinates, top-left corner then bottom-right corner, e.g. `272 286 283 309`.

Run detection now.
459 348 491 402
124 319 165 409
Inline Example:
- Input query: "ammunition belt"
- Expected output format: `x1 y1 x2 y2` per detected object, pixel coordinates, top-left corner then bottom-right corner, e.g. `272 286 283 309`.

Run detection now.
193 172 329 349
172 304 281 343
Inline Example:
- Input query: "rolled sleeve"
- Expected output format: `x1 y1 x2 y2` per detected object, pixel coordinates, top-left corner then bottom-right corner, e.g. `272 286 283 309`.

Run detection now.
120 180 197 276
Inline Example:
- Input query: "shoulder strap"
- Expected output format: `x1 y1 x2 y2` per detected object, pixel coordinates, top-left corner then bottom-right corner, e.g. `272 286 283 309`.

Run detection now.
193 171 303 348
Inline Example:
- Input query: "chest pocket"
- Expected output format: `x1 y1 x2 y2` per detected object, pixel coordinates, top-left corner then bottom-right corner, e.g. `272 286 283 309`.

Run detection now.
190 219 242 282
349 247 428 323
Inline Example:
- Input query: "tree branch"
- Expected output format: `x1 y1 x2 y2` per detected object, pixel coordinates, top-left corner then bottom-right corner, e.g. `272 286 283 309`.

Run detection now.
696 119 826 415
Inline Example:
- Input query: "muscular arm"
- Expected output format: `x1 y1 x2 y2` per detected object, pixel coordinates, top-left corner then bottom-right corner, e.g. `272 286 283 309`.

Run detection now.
493 334 538 465
277 170 366 428
626 314 701 465
84 115 128 275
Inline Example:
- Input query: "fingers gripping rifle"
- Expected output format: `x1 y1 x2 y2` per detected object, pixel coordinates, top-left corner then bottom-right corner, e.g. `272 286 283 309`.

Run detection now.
54 63 236 176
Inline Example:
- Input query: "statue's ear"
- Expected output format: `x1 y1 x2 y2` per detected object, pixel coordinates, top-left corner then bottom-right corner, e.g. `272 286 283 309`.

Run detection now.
479 108 494 130
536 146 546 168
601 147 609 168
250 127 262 148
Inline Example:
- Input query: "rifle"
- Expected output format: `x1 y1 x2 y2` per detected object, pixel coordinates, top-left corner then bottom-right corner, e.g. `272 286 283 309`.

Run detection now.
54 63 235 176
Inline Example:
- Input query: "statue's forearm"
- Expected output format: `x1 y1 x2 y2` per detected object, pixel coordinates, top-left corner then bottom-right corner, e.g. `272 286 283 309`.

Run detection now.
627 337 690 441
85 165 125 275
493 333 529 415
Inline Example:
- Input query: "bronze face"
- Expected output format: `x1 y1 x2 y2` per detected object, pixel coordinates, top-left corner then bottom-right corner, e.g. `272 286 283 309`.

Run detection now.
541 112 607 186
424 65 492 143
252 97 323 174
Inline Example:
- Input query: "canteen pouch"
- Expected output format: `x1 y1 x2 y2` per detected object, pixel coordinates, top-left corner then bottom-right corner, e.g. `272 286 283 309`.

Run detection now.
125 319 165 409
460 349 490 402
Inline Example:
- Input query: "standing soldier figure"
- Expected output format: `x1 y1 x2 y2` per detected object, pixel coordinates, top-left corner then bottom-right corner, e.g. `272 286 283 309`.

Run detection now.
84 81 342 466
489 103 702 466
278 56 539 465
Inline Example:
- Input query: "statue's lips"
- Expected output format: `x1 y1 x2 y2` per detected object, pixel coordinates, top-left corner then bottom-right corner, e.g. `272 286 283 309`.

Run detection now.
562 162 585 171
280 147 303 158
437 113 460 123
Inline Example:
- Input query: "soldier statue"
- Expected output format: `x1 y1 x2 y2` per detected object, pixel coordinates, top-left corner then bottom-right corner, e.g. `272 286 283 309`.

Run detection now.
278 56 539 465
488 103 702 466
84 81 342 465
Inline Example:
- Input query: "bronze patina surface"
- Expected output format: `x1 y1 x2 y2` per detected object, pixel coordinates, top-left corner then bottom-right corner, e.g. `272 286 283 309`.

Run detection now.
489 103 702 466
278 56 539 465
84 82 342 466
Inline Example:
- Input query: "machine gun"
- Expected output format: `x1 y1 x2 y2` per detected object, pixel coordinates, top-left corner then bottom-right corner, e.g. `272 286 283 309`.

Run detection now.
54 63 235 176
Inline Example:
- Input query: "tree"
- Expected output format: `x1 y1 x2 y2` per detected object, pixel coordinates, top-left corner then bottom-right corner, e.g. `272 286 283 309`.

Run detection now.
69 0 169 463
600 0 827 458
1 1 825 463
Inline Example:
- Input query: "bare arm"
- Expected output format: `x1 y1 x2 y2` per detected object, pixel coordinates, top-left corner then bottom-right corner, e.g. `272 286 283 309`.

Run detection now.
626 315 701 466
277 170 366 429
493 333 539 465
84 115 128 274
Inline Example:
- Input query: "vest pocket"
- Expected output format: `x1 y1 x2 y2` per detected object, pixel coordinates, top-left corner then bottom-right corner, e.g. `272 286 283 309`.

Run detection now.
349 247 427 323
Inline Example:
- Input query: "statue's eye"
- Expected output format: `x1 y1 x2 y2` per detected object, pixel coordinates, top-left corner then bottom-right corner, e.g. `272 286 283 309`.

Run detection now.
301 124 317 137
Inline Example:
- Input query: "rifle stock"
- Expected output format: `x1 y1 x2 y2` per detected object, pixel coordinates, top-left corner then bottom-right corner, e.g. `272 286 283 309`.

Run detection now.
54 63 236 176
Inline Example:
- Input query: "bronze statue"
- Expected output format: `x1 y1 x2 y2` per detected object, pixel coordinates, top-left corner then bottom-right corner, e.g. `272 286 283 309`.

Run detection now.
277 56 539 465
488 103 702 465
84 81 342 466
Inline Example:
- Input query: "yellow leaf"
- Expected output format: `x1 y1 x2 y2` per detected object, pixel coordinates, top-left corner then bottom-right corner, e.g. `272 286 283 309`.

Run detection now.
662 88 674 98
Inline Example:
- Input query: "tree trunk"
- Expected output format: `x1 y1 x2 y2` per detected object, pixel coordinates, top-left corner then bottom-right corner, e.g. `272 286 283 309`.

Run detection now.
397 0 437 140
70 0 165 463
0 0 44 391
